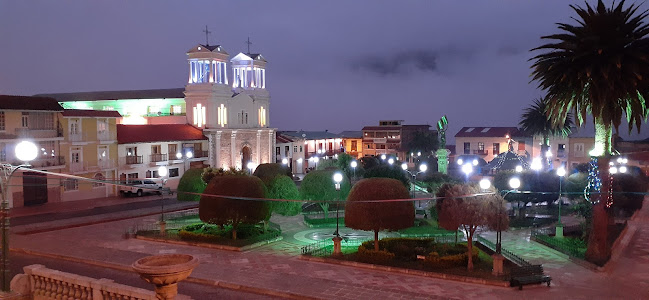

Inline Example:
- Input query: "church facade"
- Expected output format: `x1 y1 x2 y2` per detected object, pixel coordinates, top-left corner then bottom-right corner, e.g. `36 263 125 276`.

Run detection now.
184 44 275 170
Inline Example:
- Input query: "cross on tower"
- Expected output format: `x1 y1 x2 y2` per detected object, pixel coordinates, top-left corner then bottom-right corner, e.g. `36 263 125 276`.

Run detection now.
203 25 212 45
245 37 252 54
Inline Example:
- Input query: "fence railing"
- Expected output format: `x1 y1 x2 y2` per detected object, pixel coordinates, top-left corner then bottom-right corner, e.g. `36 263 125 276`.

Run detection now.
300 235 462 257
476 235 531 266
530 225 587 259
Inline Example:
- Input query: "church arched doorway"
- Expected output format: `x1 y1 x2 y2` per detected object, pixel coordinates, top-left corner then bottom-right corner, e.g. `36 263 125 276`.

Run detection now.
241 146 252 169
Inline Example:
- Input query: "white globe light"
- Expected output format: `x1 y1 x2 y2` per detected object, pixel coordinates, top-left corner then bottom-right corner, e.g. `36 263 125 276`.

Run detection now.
247 161 255 170
417 151 421 156
158 166 168 177
462 163 473 175
186 151 193 159
381 154 386 160
556 167 566 177
610 166 618 174
479 178 491 190
350 161 358 168
617 157 623 164
509 177 521 189
472 159 478 166
545 150 552 158
401 163 408 170
388 158 394 165
457 159 463 165
176 152 182 159
515 165 523 173
622 158 628 164
619 166 627 173
313 157 319 163
419 164 428 172
531 157 542 171
333 172 343 183
282 158 288 165
297 158 303 163
15 141 37 162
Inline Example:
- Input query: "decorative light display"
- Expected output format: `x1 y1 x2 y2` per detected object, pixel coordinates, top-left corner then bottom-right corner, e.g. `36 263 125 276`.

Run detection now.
584 157 601 204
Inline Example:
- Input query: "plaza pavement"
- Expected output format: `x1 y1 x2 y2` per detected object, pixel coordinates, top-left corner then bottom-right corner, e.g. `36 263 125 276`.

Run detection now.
7 197 649 299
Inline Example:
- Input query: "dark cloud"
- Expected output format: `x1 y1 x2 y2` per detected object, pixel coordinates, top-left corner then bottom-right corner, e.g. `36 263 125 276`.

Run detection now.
353 50 437 75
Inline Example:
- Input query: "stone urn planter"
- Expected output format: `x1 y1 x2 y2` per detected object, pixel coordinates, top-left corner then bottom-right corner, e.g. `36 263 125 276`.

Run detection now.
132 254 199 300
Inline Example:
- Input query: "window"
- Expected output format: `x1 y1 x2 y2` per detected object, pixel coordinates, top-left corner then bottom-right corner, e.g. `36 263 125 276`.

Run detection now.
0 111 5 131
464 142 470 154
63 179 79 191
299 146 303 152
70 118 80 135
168 144 178 158
276 147 280 155
558 144 566 157
128 173 138 180
29 112 54 130
169 168 179 178
285 146 290 156
351 140 357 151
170 105 182 115
39 141 55 159
21 112 29 128
146 170 152 178
151 145 161 154
0 143 5 161
518 141 526 151
71 147 81 163
574 143 585 157
493 143 500 155
477 142 485 151
97 118 108 133
126 147 137 156
294 146 297 153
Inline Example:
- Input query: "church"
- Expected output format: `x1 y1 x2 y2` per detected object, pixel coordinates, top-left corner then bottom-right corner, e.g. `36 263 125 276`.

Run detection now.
41 42 276 172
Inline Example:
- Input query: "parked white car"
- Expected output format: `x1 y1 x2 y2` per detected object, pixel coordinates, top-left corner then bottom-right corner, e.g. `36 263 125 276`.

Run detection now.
119 179 164 197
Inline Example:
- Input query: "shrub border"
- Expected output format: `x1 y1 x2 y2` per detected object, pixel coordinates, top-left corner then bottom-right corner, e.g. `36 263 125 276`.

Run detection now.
136 233 283 252
299 255 509 287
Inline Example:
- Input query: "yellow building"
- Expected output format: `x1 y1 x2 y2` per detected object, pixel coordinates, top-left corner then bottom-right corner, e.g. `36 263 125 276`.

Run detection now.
339 131 363 158
0 95 66 208
60 109 121 201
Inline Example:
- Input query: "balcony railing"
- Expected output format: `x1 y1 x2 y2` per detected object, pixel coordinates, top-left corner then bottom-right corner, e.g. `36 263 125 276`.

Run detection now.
30 156 65 168
69 162 85 173
69 132 87 142
98 159 115 169
125 155 143 165
473 150 489 156
15 128 60 139
193 150 209 158
150 153 167 162
97 131 116 141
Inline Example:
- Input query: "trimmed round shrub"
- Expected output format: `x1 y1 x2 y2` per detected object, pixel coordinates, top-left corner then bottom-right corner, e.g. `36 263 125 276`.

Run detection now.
202 167 248 185
177 168 206 202
345 178 414 251
266 175 301 216
199 175 270 239
363 165 409 187
253 163 292 184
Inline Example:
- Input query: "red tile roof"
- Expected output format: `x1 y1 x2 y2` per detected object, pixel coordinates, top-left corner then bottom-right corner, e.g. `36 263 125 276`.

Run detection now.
455 127 527 138
276 133 295 144
117 124 206 144
0 95 63 111
63 109 122 118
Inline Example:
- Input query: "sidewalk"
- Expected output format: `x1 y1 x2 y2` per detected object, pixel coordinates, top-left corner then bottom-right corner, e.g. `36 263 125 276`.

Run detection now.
10 194 165 218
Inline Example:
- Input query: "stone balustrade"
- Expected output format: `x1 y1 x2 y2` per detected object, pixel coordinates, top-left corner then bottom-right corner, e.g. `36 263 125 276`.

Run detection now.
10 264 191 300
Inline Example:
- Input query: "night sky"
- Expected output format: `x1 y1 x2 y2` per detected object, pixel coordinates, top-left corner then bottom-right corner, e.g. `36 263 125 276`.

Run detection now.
2 0 648 142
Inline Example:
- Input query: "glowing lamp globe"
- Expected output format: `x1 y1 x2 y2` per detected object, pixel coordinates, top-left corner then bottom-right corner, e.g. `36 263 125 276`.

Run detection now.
186 151 193 159
15 141 37 162
509 178 521 190
333 172 343 184
297 158 303 163
556 167 566 177
472 159 478 166
158 166 168 177
388 158 394 165
619 166 627 173
531 157 542 171
176 152 182 159
313 157 319 163
457 159 463 165
350 161 358 168
401 163 408 170
515 165 523 173
462 163 473 175
479 178 491 190
246 161 255 170
282 158 288 165
617 157 623 164
610 166 618 174
419 164 427 173
381 154 386 160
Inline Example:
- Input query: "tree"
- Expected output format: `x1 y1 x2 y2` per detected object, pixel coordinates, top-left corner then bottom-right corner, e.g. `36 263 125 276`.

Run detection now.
202 167 247 185
253 163 292 183
519 97 573 170
177 168 207 202
363 164 409 187
530 0 649 264
359 156 380 170
300 169 351 219
345 178 414 251
436 183 501 271
406 130 439 154
265 175 301 216
199 176 270 240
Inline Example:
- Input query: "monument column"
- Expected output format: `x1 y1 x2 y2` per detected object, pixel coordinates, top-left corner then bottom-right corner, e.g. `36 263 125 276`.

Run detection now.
231 131 237 169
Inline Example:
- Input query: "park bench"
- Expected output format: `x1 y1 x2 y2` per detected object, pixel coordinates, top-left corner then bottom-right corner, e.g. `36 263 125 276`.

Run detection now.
510 264 551 290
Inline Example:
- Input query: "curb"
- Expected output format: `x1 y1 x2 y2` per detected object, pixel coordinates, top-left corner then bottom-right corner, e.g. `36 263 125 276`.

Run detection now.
299 255 510 288
135 235 284 252
11 247 320 300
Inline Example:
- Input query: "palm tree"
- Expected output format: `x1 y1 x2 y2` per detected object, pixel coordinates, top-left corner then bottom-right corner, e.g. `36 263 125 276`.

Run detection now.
519 98 573 170
530 0 649 265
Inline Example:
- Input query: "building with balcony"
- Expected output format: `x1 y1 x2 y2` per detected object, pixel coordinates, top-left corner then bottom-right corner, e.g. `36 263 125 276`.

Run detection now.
339 131 363 159
362 120 433 161
0 95 66 207
275 133 306 175
455 127 531 163
281 131 343 170
60 109 121 201
116 124 208 189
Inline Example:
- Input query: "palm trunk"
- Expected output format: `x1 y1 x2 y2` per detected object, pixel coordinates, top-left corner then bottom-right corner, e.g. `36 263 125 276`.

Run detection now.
542 134 550 170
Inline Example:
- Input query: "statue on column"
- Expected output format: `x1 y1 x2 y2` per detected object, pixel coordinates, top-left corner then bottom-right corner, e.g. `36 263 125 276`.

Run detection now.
436 116 450 174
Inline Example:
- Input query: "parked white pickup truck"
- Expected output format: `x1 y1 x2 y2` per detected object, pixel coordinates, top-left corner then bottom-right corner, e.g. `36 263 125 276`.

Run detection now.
119 179 165 197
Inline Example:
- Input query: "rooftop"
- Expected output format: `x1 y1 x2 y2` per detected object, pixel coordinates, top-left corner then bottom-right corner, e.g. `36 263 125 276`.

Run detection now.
117 124 206 144
35 88 185 102
62 109 122 118
0 95 63 111
281 130 340 140
455 127 526 138
338 131 363 138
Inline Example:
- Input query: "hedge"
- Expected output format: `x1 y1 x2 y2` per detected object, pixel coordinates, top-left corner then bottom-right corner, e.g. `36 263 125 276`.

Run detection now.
177 168 206 202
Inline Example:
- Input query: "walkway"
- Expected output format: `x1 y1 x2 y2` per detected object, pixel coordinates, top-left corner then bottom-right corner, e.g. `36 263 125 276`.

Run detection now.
7 198 649 299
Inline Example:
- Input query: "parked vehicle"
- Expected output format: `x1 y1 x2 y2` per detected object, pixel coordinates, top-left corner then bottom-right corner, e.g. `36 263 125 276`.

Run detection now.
119 179 164 197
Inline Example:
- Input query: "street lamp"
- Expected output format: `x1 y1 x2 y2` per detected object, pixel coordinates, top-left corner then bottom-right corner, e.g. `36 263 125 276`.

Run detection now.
556 166 566 238
332 172 344 256
515 165 523 173
388 158 394 165
479 178 491 190
462 163 473 182
530 157 542 171
246 161 256 175
313 157 319 170
402 163 428 207
176 151 193 175
158 166 168 234
380 154 386 161
494 177 521 255
1 140 37 291
350 161 357 179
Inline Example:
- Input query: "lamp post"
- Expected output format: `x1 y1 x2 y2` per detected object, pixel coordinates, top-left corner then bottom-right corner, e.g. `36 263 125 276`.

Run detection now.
246 161 256 175
176 151 193 175
402 163 427 208
158 166 168 235
313 156 319 170
556 166 565 238
388 158 394 166
462 163 473 182
498 177 521 255
380 154 386 161
1 140 37 291
350 161 357 180
332 172 343 256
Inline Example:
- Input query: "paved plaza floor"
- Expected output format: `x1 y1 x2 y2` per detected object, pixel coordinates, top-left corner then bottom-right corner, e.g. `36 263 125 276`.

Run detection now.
7 198 649 299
